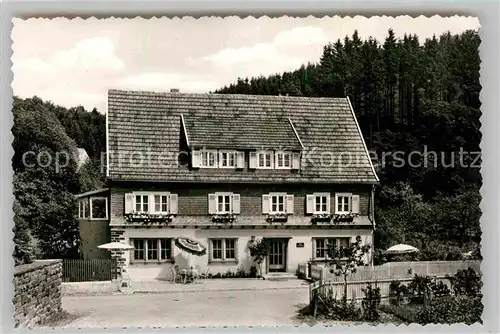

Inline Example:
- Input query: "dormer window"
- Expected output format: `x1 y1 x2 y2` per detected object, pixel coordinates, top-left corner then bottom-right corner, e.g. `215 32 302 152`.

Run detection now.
257 151 273 169
201 150 217 168
276 151 292 169
219 151 237 168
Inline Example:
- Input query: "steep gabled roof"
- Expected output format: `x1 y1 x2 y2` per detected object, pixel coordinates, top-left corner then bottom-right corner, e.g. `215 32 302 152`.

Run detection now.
107 89 379 184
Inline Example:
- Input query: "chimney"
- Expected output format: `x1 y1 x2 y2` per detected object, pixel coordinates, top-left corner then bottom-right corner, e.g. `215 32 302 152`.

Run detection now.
170 88 180 93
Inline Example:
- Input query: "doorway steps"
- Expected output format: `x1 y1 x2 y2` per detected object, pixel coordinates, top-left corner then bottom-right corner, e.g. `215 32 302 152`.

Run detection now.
263 272 297 281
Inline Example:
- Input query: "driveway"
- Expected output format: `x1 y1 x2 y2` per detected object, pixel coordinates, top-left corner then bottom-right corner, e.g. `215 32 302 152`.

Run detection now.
59 287 310 327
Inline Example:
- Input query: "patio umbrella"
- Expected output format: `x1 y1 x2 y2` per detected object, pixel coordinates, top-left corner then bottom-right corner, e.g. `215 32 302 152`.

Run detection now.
386 244 419 255
98 242 134 250
174 237 206 256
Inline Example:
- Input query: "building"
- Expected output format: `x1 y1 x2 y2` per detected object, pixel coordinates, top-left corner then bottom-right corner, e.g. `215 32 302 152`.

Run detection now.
78 89 379 281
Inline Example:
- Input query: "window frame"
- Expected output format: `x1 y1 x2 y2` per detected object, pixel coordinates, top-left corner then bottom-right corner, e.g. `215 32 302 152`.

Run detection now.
218 150 238 168
335 193 352 214
153 192 170 213
200 149 218 168
313 237 351 261
89 197 108 220
78 198 90 219
130 238 173 263
215 192 233 214
257 150 274 169
134 192 150 213
269 192 287 214
209 238 238 263
275 151 292 169
313 192 330 214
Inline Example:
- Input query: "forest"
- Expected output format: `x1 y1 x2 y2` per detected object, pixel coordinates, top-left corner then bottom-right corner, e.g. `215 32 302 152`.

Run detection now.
216 29 482 261
12 29 481 263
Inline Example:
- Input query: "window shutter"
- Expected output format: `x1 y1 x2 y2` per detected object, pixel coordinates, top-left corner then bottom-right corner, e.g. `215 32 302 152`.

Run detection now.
286 194 294 214
249 152 257 169
124 193 134 214
192 150 201 168
232 194 241 214
262 194 270 214
208 194 217 214
292 153 301 170
306 194 314 214
148 194 154 213
236 152 245 169
218 151 223 168
169 193 178 215
326 193 331 214
351 195 360 214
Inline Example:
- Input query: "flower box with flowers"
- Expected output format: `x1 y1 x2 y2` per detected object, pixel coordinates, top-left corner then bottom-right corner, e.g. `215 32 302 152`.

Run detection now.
124 212 174 225
332 213 357 223
266 213 289 224
310 213 334 224
211 213 236 224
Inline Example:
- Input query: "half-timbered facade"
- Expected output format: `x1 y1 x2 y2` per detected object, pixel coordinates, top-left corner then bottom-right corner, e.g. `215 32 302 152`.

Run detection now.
88 89 379 280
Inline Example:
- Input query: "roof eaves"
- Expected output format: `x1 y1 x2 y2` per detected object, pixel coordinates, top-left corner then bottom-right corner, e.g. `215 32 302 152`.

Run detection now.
288 118 305 150
346 96 380 183
75 188 110 199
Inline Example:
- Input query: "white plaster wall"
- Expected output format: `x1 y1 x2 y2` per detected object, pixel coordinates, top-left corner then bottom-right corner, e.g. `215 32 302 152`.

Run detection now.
123 228 373 281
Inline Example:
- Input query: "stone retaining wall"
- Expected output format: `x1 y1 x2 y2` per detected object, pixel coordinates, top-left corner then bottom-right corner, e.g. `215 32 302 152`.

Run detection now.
13 259 62 328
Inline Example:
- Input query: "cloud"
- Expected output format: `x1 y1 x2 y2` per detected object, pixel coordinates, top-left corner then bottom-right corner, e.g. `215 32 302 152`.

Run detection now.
13 36 124 75
199 26 325 78
115 72 218 93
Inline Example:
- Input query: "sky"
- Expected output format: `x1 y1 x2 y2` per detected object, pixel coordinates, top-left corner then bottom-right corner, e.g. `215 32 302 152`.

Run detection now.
12 15 480 113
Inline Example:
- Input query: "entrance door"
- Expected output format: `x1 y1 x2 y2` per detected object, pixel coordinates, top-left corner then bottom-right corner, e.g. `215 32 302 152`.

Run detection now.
268 239 287 272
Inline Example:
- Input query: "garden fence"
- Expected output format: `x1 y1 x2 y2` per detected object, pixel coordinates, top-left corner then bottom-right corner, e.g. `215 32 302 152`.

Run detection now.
62 259 117 282
307 260 480 282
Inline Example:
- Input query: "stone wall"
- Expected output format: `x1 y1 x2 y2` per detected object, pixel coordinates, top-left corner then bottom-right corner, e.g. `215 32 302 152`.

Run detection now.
13 259 62 328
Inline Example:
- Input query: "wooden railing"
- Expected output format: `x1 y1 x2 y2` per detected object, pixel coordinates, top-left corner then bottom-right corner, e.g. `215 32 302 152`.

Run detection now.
62 259 118 282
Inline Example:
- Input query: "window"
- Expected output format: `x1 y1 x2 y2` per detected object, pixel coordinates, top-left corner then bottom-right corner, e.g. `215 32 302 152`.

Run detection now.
131 238 172 262
78 199 89 219
90 197 107 220
257 151 273 168
313 237 351 260
276 152 292 169
315 195 329 213
201 150 217 168
210 238 237 262
154 194 169 213
219 151 236 168
270 194 286 213
217 194 232 213
336 193 352 214
135 194 149 213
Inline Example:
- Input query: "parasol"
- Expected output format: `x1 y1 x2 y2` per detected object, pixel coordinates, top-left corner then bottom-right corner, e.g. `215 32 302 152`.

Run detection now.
174 237 207 256
386 244 419 255
98 242 134 250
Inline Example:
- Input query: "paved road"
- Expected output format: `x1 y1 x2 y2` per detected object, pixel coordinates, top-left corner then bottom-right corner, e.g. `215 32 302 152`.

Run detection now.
60 288 310 328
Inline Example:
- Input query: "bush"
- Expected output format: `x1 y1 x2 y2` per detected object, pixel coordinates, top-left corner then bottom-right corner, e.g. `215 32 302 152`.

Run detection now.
321 298 362 321
379 303 422 323
389 280 408 305
449 267 482 297
407 274 432 304
430 280 451 298
415 295 483 325
249 265 257 278
362 284 381 321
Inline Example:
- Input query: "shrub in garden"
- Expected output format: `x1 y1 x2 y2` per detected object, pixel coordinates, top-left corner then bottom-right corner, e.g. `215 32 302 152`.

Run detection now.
430 280 451 298
249 265 257 278
407 274 432 304
415 295 483 325
322 298 362 321
449 267 482 297
362 284 381 321
389 280 408 305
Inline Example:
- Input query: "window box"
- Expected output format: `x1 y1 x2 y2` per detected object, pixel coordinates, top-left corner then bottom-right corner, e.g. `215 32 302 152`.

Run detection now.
124 212 174 225
210 213 236 225
332 213 357 223
266 213 290 224
310 213 334 224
